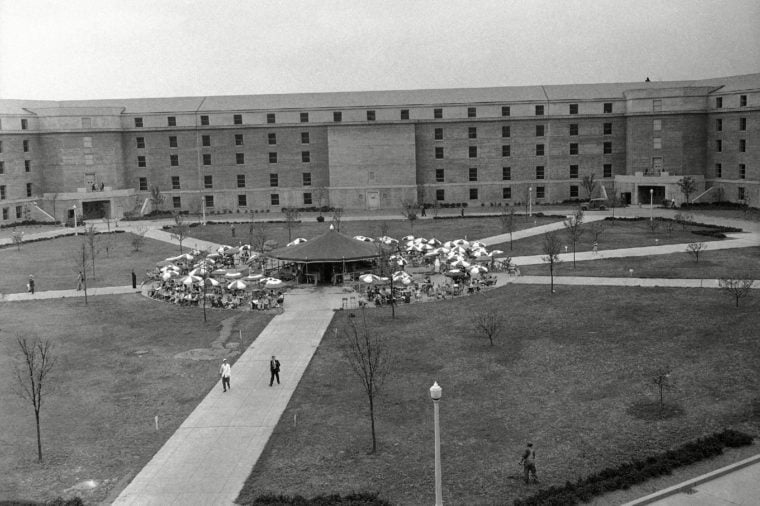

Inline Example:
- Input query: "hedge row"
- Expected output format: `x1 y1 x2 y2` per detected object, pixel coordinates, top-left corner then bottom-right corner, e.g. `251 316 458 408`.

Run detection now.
245 492 391 505
0 230 125 250
514 429 753 506
603 216 742 233
0 219 60 229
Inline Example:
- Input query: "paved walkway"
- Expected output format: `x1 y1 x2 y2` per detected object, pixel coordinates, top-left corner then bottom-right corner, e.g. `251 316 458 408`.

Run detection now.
504 275 759 289
112 286 349 506
0 285 139 302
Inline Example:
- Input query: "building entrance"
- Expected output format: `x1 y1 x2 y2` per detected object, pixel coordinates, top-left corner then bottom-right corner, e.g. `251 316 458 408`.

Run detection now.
82 200 110 220
366 191 380 210
638 186 665 206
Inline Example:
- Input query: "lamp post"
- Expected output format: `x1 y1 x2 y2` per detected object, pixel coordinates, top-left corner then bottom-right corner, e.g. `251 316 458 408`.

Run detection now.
649 189 654 222
528 187 533 217
430 381 443 506
71 205 78 235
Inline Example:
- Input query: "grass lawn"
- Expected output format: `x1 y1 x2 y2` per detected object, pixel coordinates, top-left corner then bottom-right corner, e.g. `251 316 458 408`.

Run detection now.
0 232 181 293
489 219 729 258
519 247 760 279
0 224 65 240
238 285 759 505
0 295 272 504
180 215 563 248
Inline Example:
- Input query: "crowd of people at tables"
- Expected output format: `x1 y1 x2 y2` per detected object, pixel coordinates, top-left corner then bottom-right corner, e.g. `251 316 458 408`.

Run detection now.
363 271 499 307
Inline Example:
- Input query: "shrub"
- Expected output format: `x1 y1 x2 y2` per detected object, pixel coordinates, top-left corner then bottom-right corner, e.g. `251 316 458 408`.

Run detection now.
248 491 391 505
316 216 325 222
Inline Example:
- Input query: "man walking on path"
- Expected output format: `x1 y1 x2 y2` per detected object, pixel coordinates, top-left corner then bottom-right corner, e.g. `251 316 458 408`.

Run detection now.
269 356 280 386
520 443 538 484
219 358 231 392
27 275 35 294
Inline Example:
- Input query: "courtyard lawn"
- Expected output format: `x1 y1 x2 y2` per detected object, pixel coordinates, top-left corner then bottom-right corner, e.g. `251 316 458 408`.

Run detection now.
0 232 181 293
238 285 759 505
489 218 729 258
0 295 272 504
519 247 760 279
0 224 65 240
178 215 564 248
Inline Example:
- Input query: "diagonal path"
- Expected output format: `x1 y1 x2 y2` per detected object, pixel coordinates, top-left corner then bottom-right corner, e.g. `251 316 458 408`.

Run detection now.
112 286 347 506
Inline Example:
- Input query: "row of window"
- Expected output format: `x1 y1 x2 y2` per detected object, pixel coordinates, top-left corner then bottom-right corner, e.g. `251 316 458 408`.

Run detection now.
435 164 614 182
715 163 750 179
715 117 749 131
434 142 614 159
715 95 748 108
138 172 314 192
0 183 33 199
144 193 309 210
433 123 614 140
0 160 32 173
715 139 748 152
2 206 29 220
0 140 31 153
136 151 312 168
135 132 311 149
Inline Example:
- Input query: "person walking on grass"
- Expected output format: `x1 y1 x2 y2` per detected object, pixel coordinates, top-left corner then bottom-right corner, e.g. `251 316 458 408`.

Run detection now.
76 271 84 291
219 358 231 392
27 275 35 294
520 442 538 484
269 355 280 386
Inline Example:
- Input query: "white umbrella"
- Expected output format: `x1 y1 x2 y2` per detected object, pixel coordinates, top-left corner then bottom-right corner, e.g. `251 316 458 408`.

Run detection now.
488 249 505 256
245 273 264 281
225 271 243 279
427 238 442 246
264 278 284 288
470 265 489 275
190 267 210 277
359 273 389 285
452 239 470 247
401 235 415 241
470 241 486 249
203 277 220 287
286 238 308 247
240 244 251 251
227 279 247 290
161 270 179 281
207 252 221 259
180 274 202 285
211 268 227 276
159 264 179 272
353 235 373 242
378 236 398 245
166 253 194 262
450 258 471 268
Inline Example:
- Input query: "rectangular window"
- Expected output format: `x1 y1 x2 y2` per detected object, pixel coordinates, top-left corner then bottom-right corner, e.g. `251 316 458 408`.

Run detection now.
24 160 31 172
603 142 612 154
0 185 4 199
300 112 309 123
236 153 245 164
302 172 312 186
203 153 211 165
0 141 2 152
238 194 247 207
651 136 662 150
603 164 612 178
235 134 243 146
502 187 511 199
1 208 6 219
604 122 613 135
137 156 146 167
569 104 578 115
536 166 544 179
200 115 209 126
570 165 579 179
23 140 29 152
469 167 478 181
333 111 342 122
738 187 746 200
268 132 277 145
716 119 723 131
301 132 310 144
653 120 661 131
202 135 210 147
739 118 747 131
139 177 148 191
653 99 662 112
603 102 613 113
502 106 510 117
434 128 443 140
205 195 214 208
173 196 181 209
234 114 242 125
270 174 279 187
740 95 747 107
739 139 746 152
16 205 22 218
467 107 477 118
570 185 579 198
715 163 722 178
168 116 176 127
715 97 723 108
204 175 213 189
569 143 578 155
0 161 3 173
535 186 545 199
237 174 246 188
21 118 29 129
302 151 310 163
269 152 278 163
170 154 179 166
436 189 445 201
172 176 180 189
716 139 722 152
469 146 477 158
739 164 746 179
169 136 178 148
136 137 145 149
400 109 409 120
435 169 444 182
303 192 312 205
271 194 280 206
434 108 443 119
468 127 477 139
134 117 142 128
366 110 376 121
535 105 544 116
502 125 510 138
267 113 276 124
502 167 511 180
569 124 578 136
435 146 444 159
469 188 479 200
84 155 93 166
26 183 32 197
536 144 545 156
536 124 545 136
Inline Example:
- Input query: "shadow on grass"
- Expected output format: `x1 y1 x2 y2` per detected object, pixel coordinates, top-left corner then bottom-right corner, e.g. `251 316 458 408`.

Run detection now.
627 400 685 421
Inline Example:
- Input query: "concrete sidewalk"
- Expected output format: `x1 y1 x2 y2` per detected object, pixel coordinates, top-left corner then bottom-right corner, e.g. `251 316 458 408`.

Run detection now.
0 285 139 302
112 286 349 506
505 275 760 289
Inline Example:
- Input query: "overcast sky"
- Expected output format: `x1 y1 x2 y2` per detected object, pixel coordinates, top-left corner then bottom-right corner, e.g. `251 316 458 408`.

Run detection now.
1 0 758 101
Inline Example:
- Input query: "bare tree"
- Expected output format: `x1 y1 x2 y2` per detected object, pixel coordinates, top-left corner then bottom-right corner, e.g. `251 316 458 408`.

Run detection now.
283 208 300 242
472 309 505 346
15 335 57 462
149 185 165 212
376 245 397 319
686 242 707 263
674 213 693 231
331 208 344 232
563 209 584 269
170 213 190 253
652 366 673 415
339 309 392 453
131 226 148 252
677 177 698 207
400 201 418 233
430 199 441 218
664 220 675 235
11 229 24 251
581 174 596 202
498 206 516 250
314 185 329 211
718 277 754 307
379 221 391 240
590 221 605 243
542 231 562 294
74 241 89 305
250 221 268 253
84 224 98 277
647 219 660 234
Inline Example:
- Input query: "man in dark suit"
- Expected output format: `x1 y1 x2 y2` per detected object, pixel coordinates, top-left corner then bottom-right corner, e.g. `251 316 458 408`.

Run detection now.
269 355 280 386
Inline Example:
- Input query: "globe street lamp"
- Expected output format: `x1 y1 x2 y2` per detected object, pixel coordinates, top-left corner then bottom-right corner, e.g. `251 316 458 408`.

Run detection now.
528 187 533 217
649 188 654 222
430 381 443 506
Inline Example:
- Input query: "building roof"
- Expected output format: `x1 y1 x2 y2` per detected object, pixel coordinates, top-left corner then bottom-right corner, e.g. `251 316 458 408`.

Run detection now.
269 227 381 263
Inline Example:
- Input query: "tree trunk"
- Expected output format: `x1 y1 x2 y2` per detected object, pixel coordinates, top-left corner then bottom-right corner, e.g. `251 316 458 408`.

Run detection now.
550 264 554 293
369 393 377 453
35 409 42 462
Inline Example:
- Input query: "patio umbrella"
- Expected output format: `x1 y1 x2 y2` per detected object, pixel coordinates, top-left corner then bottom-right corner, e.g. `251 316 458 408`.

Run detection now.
159 263 179 272
203 277 220 287
401 235 415 242
207 252 221 259
359 273 389 285
223 247 240 256
211 269 227 276
470 265 488 275
489 249 505 256
217 245 232 254
377 236 398 245
263 278 284 288
427 238 442 246
240 244 251 251
189 267 210 277
286 238 308 247
166 253 194 262
449 258 471 268
227 279 248 290
452 239 470 247
444 269 467 279
161 270 179 281
225 271 243 279
245 273 264 281
180 274 202 285
156 260 176 267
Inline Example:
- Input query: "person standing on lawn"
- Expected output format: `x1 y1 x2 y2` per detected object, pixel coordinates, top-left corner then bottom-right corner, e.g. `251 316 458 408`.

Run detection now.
219 358 231 392
76 271 84 291
269 355 280 386
519 442 538 484
28 275 35 294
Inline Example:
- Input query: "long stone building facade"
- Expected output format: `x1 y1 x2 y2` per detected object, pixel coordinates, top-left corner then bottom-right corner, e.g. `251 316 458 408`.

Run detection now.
0 73 758 224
